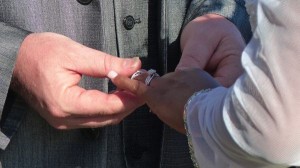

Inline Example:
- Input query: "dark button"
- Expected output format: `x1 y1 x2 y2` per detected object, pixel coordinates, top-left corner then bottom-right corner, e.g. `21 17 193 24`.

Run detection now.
77 0 93 5
81 128 100 140
123 15 141 30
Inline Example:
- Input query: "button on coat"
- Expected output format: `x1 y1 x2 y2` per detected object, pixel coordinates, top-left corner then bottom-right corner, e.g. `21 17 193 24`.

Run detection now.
123 15 141 30
77 0 93 5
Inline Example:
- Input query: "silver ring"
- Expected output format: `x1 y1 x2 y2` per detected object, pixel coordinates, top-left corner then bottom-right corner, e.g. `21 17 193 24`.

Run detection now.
145 69 160 86
131 69 147 80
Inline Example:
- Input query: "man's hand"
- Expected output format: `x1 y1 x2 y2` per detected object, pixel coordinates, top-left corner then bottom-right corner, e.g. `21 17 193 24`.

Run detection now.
12 32 143 129
178 14 246 87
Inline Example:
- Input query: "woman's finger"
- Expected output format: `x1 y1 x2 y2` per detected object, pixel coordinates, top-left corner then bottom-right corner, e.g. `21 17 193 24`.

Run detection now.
107 71 149 98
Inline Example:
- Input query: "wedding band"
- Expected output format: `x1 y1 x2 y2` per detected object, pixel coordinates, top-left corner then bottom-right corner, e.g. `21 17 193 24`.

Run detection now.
131 69 160 86
145 69 160 86
131 69 147 80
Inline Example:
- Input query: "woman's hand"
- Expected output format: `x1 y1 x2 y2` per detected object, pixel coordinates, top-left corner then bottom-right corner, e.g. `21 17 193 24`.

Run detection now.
178 14 246 87
108 68 220 134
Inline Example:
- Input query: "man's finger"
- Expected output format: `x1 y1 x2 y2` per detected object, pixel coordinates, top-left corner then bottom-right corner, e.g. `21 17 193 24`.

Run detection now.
63 85 143 116
70 114 126 128
69 43 142 77
62 112 130 129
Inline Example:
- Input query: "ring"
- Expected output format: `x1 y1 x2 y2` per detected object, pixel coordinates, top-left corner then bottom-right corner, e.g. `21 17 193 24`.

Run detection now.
131 69 147 80
145 69 160 86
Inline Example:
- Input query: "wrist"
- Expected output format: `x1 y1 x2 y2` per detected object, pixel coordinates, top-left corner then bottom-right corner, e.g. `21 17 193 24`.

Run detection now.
10 33 33 90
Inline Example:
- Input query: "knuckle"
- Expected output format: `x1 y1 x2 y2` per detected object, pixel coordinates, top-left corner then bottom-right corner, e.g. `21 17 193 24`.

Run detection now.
103 53 113 74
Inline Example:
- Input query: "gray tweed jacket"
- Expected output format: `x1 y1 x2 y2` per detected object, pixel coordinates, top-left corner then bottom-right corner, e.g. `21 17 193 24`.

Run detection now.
0 0 251 167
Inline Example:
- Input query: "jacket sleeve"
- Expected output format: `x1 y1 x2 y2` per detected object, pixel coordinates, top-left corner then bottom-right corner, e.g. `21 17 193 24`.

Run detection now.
184 0 252 43
0 22 30 150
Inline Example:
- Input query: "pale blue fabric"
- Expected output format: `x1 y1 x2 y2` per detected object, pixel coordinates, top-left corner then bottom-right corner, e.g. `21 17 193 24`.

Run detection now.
186 1 300 167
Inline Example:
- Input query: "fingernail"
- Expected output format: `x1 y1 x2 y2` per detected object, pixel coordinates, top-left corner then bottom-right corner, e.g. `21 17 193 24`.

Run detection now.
108 71 118 79
124 57 140 69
